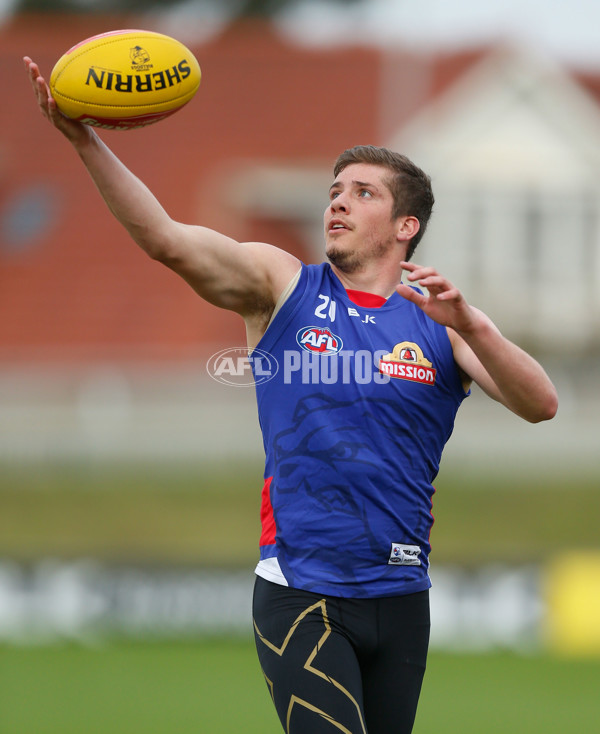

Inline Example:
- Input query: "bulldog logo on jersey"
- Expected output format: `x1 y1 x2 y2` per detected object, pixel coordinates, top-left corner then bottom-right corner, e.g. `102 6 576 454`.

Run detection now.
296 326 343 355
379 341 437 385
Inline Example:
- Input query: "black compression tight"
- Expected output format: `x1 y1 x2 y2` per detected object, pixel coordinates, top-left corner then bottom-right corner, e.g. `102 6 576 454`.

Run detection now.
252 576 430 734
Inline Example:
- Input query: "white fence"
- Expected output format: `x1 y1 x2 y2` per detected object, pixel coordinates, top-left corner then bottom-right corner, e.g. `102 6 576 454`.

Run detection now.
0 560 542 652
0 357 596 474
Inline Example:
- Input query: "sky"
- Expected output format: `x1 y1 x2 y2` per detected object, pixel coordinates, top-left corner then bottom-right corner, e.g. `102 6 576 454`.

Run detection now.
276 0 600 70
3 0 600 70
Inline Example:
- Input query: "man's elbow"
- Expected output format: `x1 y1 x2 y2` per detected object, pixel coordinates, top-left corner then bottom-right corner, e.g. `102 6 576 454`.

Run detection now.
526 390 559 423
145 234 182 266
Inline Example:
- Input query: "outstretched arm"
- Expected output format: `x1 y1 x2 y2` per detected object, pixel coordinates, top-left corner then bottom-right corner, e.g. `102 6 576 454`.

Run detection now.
397 261 558 423
23 57 300 332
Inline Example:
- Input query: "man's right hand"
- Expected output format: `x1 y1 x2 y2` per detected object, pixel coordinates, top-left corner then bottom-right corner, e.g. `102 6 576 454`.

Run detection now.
23 56 95 146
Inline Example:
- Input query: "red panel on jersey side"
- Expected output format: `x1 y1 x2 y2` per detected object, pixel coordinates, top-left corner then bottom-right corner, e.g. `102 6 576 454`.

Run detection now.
259 476 277 546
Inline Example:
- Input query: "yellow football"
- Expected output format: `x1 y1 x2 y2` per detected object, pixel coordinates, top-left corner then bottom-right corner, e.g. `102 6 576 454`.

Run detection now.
49 29 201 130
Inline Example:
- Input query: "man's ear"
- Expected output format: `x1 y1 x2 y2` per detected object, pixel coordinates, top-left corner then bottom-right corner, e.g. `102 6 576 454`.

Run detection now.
396 216 420 242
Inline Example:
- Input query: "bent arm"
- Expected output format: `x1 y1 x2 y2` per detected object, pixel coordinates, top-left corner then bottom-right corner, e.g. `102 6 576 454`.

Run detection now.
448 311 558 423
24 57 300 322
397 261 558 423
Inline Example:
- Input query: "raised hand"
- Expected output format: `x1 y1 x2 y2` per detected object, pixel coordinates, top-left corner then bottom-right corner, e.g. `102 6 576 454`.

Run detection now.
23 56 93 145
396 261 479 334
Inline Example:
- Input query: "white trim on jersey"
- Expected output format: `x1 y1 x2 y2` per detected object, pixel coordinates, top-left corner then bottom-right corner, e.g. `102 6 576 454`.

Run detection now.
255 557 288 586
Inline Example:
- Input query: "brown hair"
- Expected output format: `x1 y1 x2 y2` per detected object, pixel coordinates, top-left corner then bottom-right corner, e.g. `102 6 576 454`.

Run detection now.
333 145 434 259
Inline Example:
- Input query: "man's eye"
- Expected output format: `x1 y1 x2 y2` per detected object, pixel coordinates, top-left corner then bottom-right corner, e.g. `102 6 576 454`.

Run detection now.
359 189 372 198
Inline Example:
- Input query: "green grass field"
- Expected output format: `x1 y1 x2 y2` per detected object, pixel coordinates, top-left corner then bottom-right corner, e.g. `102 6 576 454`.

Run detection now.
0 461 598 565
0 638 598 734
1 462 598 732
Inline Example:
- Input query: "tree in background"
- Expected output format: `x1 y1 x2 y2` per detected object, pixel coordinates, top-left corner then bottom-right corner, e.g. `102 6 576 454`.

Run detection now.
16 0 361 19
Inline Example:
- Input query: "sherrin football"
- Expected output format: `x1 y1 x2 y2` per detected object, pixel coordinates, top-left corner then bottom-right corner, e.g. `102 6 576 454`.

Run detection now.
49 29 201 130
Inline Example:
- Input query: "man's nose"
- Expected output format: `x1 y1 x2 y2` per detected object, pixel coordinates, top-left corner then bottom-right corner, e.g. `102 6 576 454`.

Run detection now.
331 193 349 212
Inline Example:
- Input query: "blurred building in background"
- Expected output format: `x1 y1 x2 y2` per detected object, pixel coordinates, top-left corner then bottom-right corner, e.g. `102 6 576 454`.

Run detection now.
1 12 598 468
1 9 599 656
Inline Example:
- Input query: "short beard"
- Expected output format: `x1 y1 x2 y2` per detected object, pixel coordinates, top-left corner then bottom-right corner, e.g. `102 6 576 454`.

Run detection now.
326 235 396 274
326 246 364 273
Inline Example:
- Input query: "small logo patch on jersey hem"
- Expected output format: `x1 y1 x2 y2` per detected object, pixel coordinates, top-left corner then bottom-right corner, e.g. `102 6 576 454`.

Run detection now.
379 341 436 385
388 543 422 566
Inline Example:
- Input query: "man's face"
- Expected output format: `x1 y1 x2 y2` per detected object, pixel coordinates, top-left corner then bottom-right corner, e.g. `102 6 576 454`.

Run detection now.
324 163 399 274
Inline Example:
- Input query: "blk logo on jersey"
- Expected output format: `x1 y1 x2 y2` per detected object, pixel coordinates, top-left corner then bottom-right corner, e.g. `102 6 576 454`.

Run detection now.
296 326 343 355
379 341 437 385
388 543 422 566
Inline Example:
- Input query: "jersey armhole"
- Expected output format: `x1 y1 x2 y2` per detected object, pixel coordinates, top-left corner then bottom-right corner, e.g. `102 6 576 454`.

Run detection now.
264 266 302 332
444 327 472 397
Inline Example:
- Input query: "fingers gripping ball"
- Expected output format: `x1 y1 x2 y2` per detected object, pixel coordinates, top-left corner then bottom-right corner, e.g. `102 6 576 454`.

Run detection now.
49 29 201 130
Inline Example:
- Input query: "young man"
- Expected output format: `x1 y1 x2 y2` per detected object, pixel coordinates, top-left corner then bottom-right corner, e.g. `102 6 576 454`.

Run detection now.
25 57 557 734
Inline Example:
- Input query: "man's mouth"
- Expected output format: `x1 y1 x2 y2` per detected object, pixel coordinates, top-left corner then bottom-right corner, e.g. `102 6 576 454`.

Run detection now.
329 219 349 232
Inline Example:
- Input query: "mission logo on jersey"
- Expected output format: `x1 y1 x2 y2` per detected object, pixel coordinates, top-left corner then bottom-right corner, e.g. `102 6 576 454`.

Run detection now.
379 341 437 385
296 326 343 355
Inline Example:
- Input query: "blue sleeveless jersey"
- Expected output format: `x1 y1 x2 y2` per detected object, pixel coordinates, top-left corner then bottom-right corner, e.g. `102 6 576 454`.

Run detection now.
252 262 468 598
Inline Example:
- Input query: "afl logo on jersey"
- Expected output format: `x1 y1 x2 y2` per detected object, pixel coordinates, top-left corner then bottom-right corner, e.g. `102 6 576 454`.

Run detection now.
296 326 343 355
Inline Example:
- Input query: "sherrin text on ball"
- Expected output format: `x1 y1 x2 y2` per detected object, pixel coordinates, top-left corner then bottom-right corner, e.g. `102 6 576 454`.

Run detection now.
49 29 201 130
